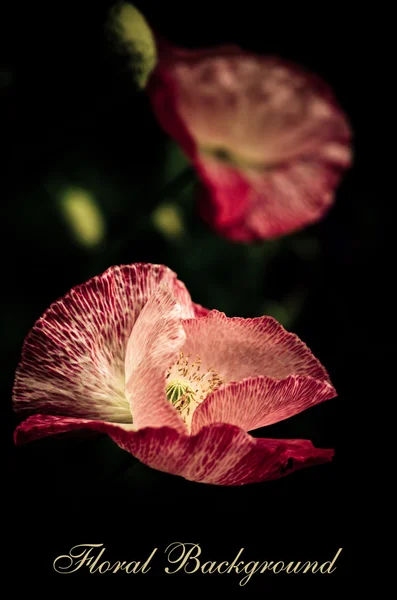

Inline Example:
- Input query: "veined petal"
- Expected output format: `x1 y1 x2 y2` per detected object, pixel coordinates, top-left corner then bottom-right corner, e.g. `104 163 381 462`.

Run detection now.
14 415 334 486
12 264 207 423
191 375 336 434
181 310 330 384
125 285 188 433
148 43 352 241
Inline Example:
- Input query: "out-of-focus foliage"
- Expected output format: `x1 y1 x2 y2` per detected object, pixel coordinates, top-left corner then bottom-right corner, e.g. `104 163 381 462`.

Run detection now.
107 3 157 88
59 187 107 248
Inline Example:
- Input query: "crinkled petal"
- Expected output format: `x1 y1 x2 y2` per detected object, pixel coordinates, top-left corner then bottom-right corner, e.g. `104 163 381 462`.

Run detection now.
148 44 352 241
14 415 334 486
181 310 330 384
125 285 188 433
191 375 336 434
12 264 207 422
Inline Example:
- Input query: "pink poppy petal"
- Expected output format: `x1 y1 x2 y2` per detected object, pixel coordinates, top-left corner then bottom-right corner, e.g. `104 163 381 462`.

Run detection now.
196 156 347 241
196 161 251 229
191 375 336 434
148 44 352 241
147 66 196 158
191 301 209 317
14 415 334 486
181 310 330 385
13 264 207 422
147 40 246 157
125 285 188 433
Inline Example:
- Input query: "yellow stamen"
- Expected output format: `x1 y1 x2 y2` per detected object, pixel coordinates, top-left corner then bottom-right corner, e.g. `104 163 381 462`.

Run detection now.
165 351 224 429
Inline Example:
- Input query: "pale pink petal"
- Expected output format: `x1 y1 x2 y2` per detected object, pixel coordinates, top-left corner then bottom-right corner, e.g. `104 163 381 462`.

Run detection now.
13 264 207 422
181 310 330 385
148 44 352 241
147 41 245 159
125 285 188 433
191 375 336 434
170 53 351 167
14 415 334 486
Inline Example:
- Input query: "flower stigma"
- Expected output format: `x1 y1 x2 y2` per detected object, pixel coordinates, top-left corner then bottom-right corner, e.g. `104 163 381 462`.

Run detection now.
165 351 224 431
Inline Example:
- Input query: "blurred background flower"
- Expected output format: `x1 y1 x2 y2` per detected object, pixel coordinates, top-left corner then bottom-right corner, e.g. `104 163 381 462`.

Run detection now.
146 42 352 241
109 4 352 242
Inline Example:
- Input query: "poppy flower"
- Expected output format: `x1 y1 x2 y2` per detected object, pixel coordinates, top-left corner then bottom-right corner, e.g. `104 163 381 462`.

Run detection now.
147 41 352 241
13 263 336 485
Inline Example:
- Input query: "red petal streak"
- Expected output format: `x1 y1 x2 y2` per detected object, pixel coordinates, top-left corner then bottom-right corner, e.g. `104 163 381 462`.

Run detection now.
13 264 207 422
14 415 334 486
125 285 188 433
197 162 251 228
191 375 336 434
182 310 330 384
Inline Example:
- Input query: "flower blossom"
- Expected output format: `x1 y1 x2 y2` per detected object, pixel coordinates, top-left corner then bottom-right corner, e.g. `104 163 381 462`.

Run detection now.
13 264 336 485
147 42 352 241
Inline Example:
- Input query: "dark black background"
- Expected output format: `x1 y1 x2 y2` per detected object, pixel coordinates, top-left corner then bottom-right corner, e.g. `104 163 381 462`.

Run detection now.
3 0 379 588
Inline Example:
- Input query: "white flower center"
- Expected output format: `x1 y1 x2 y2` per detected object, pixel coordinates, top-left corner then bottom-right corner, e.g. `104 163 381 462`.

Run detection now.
165 351 224 430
